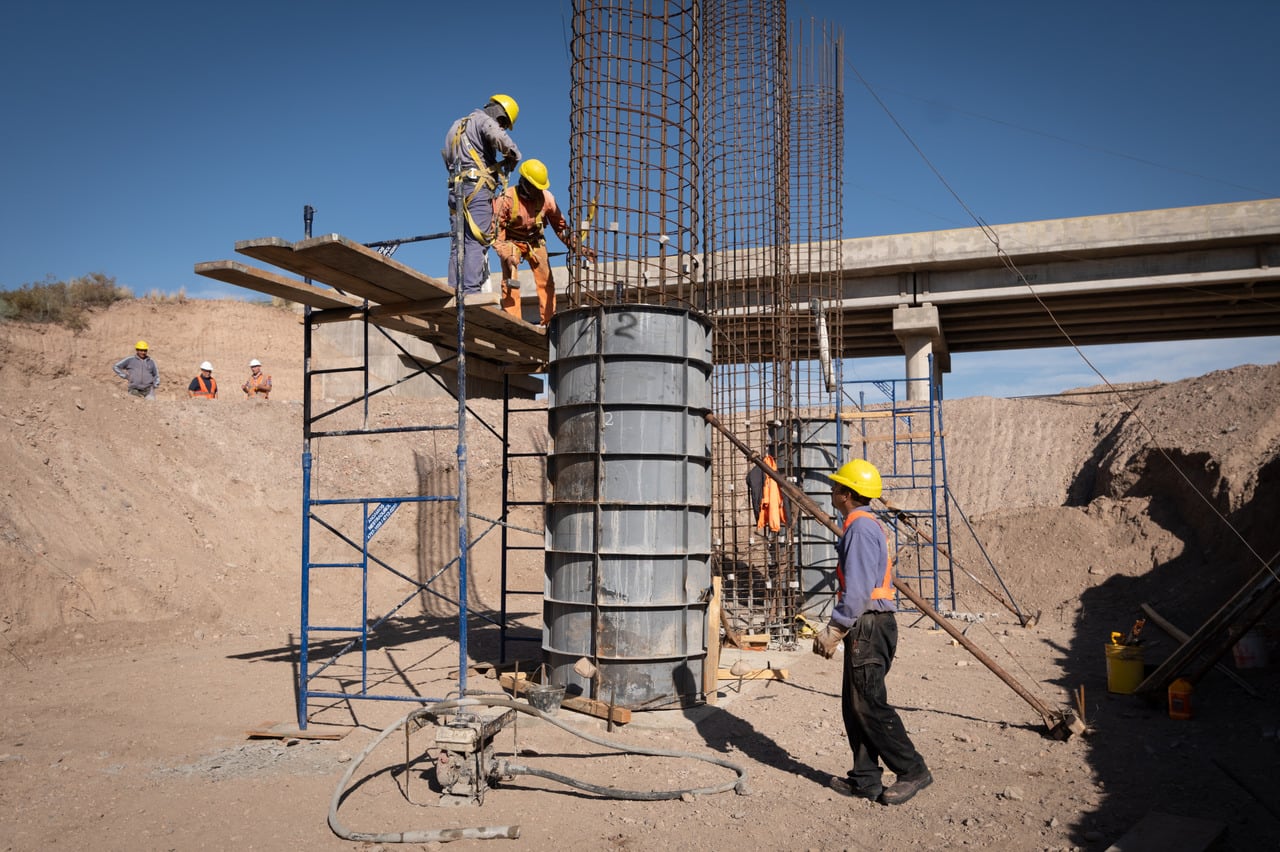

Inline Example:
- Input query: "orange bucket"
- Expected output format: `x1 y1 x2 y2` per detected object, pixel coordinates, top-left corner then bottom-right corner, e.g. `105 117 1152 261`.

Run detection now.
1167 678 1193 720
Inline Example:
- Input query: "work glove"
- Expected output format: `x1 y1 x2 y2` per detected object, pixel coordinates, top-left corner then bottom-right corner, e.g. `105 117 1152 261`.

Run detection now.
812 623 849 659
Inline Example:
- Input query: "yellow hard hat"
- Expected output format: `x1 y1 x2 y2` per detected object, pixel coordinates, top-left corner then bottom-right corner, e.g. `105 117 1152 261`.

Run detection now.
135 340 149 351
488 93 519 127
518 158 550 191
828 458 882 499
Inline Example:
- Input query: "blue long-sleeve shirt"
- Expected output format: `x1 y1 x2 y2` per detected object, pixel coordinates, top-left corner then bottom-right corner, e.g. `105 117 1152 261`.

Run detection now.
441 108 521 176
830 511 895 630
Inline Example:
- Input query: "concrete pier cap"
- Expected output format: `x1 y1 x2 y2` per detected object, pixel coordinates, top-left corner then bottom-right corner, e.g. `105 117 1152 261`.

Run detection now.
893 304 949 401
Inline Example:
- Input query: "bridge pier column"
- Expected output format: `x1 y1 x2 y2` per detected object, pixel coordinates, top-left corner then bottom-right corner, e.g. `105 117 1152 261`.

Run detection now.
893 304 949 401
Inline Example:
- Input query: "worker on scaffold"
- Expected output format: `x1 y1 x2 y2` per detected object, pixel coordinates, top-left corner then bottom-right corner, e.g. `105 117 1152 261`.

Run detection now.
493 158 595 326
440 94 522 295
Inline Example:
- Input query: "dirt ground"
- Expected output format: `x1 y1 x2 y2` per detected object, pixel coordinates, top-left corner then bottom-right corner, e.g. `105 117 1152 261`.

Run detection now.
2 298 1279 851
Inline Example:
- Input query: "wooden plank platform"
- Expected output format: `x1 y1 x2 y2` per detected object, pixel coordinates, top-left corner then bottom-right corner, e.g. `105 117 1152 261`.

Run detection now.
196 260 515 363
499 672 631 726
239 233 547 352
235 236 407 305
193 260 358 312
196 234 551 371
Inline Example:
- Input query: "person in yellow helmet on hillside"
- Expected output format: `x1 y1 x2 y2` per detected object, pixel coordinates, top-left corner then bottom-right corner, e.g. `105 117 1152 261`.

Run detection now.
441 94 522 295
492 158 595 326
814 458 933 807
112 340 160 399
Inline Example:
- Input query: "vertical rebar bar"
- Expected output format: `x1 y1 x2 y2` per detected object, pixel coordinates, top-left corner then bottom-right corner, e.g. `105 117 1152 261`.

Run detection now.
787 18 845 623
569 0 701 307
702 0 791 639
566 0 846 645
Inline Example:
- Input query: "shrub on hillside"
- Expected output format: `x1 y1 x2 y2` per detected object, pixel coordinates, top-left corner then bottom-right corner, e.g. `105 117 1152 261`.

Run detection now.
0 273 132 330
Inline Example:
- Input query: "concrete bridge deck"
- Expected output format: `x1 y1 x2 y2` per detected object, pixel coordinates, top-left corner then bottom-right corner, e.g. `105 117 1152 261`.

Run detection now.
822 198 1280 368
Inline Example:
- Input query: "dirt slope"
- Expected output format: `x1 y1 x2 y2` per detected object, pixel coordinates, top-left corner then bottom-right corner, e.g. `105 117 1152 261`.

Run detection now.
1 299 1278 851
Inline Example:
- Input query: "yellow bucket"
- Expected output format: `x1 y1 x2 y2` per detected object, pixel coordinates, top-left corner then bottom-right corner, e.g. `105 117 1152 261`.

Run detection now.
1105 643 1144 694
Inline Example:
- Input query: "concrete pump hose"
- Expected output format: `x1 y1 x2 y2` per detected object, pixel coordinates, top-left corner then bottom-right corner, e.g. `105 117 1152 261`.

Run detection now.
328 695 750 843
328 704 519 843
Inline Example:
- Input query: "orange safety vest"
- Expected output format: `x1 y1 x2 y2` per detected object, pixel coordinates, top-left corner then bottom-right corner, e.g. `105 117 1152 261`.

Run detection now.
836 509 895 600
191 375 217 399
244 372 271 398
756 455 787 533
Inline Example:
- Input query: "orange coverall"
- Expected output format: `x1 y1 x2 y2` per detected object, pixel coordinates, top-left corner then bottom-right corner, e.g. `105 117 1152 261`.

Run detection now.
492 185 577 326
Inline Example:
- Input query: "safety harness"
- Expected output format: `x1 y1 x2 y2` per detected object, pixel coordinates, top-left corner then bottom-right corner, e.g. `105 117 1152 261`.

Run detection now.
497 185 551 267
446 116 507 246
837 509 895 600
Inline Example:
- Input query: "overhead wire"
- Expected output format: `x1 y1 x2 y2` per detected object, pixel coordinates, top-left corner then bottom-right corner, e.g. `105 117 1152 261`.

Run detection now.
838 50 1280 585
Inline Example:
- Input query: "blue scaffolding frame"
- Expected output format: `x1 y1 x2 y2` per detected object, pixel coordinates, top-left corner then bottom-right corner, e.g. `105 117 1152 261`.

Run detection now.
293 218 517 730
836 361 956 614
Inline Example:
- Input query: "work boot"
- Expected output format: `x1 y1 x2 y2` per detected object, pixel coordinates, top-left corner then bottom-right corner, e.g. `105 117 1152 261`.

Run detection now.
829 776 884 803
880 769 933 805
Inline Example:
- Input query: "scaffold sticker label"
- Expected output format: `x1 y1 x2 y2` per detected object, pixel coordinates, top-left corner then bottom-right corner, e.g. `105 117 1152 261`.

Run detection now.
366 501 398 540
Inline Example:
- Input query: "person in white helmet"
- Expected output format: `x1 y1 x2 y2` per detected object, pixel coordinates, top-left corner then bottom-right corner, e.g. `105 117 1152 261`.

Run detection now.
187 361 217 399
242 359 271 400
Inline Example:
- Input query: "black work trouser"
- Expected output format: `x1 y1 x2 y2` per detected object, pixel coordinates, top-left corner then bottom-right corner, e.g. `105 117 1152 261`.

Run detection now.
840 611 928 792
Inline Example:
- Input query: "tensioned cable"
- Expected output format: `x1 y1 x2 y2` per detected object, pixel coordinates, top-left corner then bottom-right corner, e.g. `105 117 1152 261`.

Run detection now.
839 52 1279 585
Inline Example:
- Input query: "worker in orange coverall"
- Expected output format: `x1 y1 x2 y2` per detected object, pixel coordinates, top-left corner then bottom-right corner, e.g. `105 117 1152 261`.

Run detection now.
492 158 594 326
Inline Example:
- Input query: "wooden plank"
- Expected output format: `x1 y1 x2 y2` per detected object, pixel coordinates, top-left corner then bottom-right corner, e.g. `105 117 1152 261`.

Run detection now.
307 293 500 325
236 234 549 366
201 260 538 372
1140 603 1258 697
499 673 631 725
194 260 354 311
293 234 547 350
704 577 722 704
1103 811 1225 852
371 293 500 317
717 667 790 681
294 233 451 301
235 236 407 305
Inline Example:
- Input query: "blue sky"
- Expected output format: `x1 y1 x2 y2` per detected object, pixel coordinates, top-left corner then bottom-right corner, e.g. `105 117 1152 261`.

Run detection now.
2 0 1278 398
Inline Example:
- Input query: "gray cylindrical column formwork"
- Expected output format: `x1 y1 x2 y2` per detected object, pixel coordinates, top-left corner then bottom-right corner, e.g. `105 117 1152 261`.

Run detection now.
789 418 849 618
544 304 713 709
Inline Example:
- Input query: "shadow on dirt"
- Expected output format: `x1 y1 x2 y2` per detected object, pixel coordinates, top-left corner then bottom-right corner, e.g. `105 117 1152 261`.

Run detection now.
1055 464 1280 850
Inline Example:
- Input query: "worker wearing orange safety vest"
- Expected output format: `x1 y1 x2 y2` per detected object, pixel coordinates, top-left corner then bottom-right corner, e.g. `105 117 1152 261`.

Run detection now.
492 159 594 326
813 458 932 806
242 359 271 400
187 362 218 399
